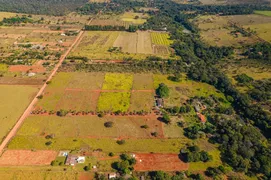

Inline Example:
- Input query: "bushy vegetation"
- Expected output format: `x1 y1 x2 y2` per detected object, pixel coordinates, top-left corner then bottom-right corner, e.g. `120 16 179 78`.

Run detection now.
244 42 271 61
0 0 88 15
85 25 126 31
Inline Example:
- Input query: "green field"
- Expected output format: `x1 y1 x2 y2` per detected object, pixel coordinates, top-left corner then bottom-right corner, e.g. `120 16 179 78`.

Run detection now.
0 85 38 142
0 64 8 72
17 116 161 138
102 73 133 90
120 12 148 24
151 32 173 46
97 92 131 112
254 10 271 17
8 136 187 153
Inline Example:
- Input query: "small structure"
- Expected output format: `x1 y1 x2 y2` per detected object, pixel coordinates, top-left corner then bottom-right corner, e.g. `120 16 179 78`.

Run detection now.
27 72 36 77
58 151 69 157
77 156 85 163
194 104 200 112
61 33 66 36
155 98 164 108
108 173 117 179
65 155 77 166
197 113 206 124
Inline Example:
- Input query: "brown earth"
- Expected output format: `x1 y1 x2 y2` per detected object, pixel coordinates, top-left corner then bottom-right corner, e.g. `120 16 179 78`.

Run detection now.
134 153 189 171
9 65 46 73
0 150 57 166
0 77 44 85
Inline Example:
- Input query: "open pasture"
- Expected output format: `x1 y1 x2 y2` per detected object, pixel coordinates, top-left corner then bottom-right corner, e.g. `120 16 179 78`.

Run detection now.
89 19 130 28
134 153 189 171
194 15 258 47
132 74 153 90
254 10 271 17
0 85 38 142
0 150 57 166
130 91 154 112
17 116 163 138
153 74 228 107
9 136 187 153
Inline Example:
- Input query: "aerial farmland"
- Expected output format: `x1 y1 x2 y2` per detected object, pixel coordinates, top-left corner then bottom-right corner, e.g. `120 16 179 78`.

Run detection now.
0 0 270 180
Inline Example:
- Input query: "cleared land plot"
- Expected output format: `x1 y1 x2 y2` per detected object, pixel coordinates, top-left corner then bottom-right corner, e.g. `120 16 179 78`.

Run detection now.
70 31 120 60
9 136 187 153
66 72 105 90
134 153 189 171
137 31 153 54
151 32 173 46
17 116 163 138
102 73 133 90
120 12 148 25
36 72 104 111
133 74 154 90
130 92 154 112
0 77 44 85
0 85 38 142
194 15 258 47
57 90 99 111
89 19 129 28
9 65 46 73
97 92 131 112
0 150 57 166
243 23 271 42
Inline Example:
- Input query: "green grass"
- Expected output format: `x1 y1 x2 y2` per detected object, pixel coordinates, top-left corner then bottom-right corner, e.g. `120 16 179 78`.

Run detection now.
102 73 133 90
9 136 187 153
0 85 38 142
151 32 173 46
254 10 271 17
188 149 222 171
0 64 8 72
120 12 148 24
17 116 160 138
97 92 131 112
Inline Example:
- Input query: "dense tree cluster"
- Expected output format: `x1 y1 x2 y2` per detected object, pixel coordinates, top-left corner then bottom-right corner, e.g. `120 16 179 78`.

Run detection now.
112 154 136 175
0 0 88 15
156 83 170 98
0 16 32 25
244 42 271 61
77 0 146 15
181 145 213 163
84 25 126 31
248 79 271 102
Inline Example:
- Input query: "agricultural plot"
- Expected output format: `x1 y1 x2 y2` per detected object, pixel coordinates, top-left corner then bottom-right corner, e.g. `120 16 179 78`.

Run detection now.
254 10 271 17
9 136 186 153
89 19 130 29
97 92 131 112
36 72 104 111
151 32 173 46
133 74 154 90
102 73 133 90
130 92 154 112
0 85 38 142
193 15 258 47
17 116 162 138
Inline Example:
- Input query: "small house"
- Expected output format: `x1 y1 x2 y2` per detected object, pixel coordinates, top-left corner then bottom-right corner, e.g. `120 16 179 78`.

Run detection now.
197 113 206 123
77 156 85 163
65 155 77 166
194 104 200 112
155 98 164 108
108 173 117 179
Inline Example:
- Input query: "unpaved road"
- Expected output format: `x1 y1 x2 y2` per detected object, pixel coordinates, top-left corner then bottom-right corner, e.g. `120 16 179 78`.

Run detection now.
0 30 84 154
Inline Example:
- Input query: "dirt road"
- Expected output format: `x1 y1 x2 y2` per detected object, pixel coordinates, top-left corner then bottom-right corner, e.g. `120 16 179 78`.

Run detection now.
0 31 84 155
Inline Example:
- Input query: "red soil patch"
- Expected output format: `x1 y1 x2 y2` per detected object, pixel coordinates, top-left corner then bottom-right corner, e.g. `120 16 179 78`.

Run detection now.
134 153 189 171
0 150 57 166
9 65 46 73
79 172 94 180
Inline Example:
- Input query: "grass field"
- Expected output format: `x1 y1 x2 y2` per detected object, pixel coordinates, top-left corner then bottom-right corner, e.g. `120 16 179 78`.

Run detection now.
102 73 133 90
17 116 161 138
97 92 131 112
0 85 38 142
194 15 258 47
0 64 8 72
8 136 187 153
120 12 148 24
254 10 271 17
133 74 154 90
153 74 229 107
151 32 173 46
130 92 154 112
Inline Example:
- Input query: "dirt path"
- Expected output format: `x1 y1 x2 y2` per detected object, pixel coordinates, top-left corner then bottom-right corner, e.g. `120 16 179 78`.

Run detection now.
0 1 111 155
0 32 84 155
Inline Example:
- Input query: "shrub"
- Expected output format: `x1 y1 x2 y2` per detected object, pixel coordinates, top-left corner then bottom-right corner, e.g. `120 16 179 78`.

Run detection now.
117 140 125 145
156 83 170 98
140 125 149 129
104 121 114 128
45 141 52 146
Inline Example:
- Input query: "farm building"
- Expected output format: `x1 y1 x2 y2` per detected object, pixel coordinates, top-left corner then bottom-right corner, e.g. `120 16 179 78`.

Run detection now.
58 150 69 157
65 155 85 166
108 173 117 179
197 113 207 123
155 98 164 108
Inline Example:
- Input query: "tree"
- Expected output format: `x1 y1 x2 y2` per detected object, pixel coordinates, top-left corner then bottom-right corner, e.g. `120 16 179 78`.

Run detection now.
162 113 171 124
156 83 170 98
104 121 114 128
